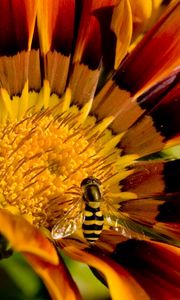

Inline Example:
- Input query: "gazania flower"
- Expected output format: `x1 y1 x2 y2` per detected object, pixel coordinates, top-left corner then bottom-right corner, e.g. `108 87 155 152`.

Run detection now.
0 0 180 299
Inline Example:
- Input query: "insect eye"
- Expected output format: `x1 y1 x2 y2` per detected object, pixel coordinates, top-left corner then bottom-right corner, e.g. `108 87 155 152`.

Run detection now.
81 177 101 187
81 177 93 187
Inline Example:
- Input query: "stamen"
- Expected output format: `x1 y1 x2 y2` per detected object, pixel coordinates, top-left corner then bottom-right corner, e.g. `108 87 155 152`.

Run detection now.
0 92 136 229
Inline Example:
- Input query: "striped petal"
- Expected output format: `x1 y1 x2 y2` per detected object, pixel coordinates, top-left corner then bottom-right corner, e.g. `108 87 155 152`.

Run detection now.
110 240 180 300
0 0 37 55
69 0 132 104
116 0 180 96
0 0 38 96
120 74 180 156
36 0 76 95
92 1 180 139
37 0 75 54
119 159 180 244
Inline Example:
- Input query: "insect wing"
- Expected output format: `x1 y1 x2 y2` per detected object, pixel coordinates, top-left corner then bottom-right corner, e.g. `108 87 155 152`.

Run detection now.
51 202 83 240
104 197 180 245
105 213 144 240
103 197 150 240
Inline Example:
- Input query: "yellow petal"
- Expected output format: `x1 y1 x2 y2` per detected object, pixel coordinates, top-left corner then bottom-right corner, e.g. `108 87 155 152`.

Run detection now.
129 0 153 44
111 0 133 69
129 0 152 23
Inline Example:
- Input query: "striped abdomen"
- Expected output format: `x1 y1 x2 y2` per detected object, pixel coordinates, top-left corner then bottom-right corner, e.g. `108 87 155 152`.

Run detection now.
82 202 104 243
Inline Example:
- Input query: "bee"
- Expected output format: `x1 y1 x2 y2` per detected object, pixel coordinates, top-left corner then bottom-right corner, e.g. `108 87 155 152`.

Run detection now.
81 177 104 243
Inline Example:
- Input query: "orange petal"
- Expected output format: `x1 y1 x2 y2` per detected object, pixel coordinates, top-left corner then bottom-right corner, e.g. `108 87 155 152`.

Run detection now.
92 78 143 132
0 209 81 299
116 1 180 97
62 243 149 300
122 161 165 198
111 0 132 69
37 0 75 55
122 158 179 195
110 239 180 299
25 253 81 300
129 0 152 23
129 0 152 44
0 208 58 265
70 0 132 103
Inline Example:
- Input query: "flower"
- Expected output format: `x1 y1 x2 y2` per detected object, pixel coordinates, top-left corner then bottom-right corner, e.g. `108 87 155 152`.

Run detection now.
0 0 180 299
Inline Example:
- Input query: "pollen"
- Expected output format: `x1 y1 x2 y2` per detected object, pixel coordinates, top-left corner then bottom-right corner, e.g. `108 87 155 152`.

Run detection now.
0 88 137 229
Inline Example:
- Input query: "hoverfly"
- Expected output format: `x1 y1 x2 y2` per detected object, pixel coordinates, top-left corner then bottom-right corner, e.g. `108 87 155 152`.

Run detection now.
81 177 104 243
51 174 177 245
51 176 135 244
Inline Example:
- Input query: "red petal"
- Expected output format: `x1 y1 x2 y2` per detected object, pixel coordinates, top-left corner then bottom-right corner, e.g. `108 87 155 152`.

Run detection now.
119 160 180 243
70 0 132 104
93 2 179 134
149 81 180 141
37 0 75 55
0 0 37 55
110 240 180 300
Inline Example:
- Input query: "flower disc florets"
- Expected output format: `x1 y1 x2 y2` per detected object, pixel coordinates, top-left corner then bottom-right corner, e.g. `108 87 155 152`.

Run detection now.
0 91 136 229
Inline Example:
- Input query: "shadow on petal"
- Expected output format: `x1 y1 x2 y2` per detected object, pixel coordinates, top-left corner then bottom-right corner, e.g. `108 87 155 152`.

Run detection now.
110 239 180 300
59 238 149 300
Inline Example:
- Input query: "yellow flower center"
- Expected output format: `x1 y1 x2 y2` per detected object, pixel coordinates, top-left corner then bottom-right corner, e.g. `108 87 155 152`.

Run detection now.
0 87 137 229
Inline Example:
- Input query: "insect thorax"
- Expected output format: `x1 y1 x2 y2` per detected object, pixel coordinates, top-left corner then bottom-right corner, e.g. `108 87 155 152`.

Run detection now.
83 184 101 203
